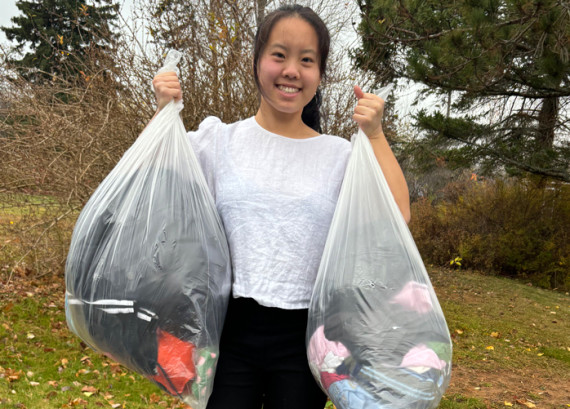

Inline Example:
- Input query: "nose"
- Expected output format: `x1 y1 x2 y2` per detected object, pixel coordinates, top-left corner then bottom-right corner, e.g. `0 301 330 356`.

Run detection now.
282 61 300 79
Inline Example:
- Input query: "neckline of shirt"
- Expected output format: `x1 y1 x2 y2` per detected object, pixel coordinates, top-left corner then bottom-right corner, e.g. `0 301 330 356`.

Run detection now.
249 117 328 142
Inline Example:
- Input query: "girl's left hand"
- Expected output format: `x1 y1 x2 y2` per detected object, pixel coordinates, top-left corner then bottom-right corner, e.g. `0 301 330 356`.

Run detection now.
352 85 385 139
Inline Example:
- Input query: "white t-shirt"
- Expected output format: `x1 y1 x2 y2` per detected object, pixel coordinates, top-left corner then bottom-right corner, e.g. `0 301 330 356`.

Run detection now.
188 116 351 309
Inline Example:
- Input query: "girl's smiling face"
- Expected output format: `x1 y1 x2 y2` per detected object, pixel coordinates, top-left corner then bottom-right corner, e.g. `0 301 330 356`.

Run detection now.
256 17 321 118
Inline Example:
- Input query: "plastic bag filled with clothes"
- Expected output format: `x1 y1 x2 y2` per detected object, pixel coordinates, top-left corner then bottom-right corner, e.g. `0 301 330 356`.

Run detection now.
65 50 231 409
307 88 452 409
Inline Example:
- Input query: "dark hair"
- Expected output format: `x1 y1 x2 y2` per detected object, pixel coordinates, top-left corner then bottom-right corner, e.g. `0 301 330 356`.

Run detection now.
253 5 330 133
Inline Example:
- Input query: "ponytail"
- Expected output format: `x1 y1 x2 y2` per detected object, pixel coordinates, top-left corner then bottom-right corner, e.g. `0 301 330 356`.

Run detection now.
302 89 322 133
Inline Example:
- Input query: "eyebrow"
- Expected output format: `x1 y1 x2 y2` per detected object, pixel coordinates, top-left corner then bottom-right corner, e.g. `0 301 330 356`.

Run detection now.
269 43 318 56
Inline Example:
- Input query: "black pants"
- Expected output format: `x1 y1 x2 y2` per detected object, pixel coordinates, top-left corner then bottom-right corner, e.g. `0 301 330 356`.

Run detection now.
206 297 328 409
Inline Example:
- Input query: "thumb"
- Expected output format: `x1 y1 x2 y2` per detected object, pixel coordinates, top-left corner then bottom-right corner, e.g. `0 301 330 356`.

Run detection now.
354 85 364 100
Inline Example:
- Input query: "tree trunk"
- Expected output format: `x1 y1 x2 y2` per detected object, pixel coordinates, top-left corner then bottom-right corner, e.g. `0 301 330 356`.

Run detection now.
535 96 559 186
255 0 268 26
537 96 558 149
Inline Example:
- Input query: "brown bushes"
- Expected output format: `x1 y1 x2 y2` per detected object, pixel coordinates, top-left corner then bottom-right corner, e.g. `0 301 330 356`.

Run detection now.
410 175 570 290
0 51 143 279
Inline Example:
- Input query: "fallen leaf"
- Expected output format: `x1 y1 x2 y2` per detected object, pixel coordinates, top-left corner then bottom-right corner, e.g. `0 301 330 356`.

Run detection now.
491 332 499 338
486 346 495 350
6 368 22 382
45 390 57 399
26 333 35 339
30 381 40 386
455 329 463 335
516 399 537 408
504 402 513 407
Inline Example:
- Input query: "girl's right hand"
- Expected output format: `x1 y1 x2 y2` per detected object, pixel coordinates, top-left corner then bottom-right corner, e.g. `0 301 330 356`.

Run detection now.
152 71 182 111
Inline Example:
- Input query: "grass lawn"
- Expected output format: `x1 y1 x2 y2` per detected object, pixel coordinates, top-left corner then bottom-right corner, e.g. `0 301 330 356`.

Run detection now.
430 268 569 408
1 268 568 408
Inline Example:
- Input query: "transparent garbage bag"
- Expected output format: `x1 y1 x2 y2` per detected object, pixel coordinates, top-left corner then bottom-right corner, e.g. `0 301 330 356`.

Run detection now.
307 88 452 409
65 50 231 408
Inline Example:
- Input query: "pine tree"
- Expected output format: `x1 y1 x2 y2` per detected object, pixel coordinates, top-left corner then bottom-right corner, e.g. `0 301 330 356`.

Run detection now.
2 0 119 84
355 0 570 181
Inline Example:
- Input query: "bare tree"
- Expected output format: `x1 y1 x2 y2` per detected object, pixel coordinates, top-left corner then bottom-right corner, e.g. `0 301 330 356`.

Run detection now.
0 0 375 279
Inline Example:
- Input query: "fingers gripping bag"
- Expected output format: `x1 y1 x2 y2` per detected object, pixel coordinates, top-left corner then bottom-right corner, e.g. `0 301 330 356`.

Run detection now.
307 87 452 409
65 50 231 408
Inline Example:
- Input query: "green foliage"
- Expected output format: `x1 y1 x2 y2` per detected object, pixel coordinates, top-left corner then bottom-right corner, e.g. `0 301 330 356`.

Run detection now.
1 0 119 84
410 176 570 289
357 0 570 93
355 0 570 182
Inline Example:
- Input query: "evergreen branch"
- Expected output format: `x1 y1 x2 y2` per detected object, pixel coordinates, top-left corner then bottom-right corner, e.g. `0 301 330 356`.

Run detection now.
438 126 570 182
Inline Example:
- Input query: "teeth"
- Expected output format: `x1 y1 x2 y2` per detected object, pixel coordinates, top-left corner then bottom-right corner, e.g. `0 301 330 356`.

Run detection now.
278 85 299 93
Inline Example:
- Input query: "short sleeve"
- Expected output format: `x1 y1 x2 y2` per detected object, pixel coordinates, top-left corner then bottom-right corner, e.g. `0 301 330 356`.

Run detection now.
187 116 225 199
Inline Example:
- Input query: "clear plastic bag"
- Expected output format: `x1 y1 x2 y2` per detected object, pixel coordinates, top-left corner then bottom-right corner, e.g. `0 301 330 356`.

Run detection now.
65 50 231 409
307 88 452 409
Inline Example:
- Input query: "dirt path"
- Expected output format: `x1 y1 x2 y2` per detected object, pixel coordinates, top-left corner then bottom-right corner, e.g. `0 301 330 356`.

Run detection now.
447 363 569 408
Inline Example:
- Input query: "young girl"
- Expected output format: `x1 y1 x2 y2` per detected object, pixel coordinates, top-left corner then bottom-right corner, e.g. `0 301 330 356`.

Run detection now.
152 5 410 409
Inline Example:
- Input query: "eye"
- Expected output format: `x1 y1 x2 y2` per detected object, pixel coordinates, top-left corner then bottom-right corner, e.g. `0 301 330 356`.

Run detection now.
302 57 315 63
272 52 285 59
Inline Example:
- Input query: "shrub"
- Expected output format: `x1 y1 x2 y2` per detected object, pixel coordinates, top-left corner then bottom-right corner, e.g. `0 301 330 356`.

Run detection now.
410 175 570 290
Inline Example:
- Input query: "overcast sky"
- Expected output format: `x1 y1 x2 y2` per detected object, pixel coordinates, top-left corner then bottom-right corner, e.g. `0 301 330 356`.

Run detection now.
0 1 20 43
